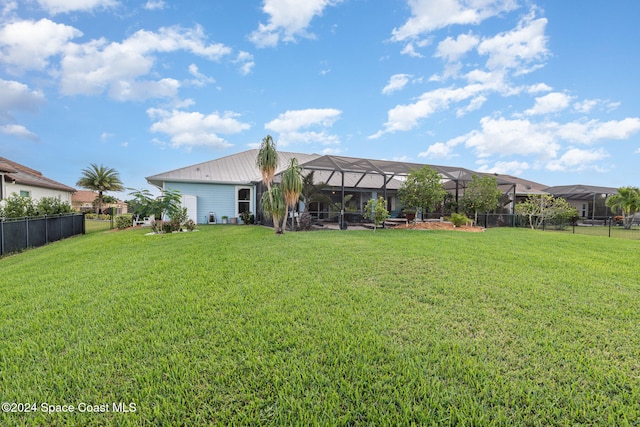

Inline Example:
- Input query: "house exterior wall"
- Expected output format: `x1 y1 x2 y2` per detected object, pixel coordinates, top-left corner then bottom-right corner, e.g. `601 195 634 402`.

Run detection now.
163 181 255 224
3 183 73 205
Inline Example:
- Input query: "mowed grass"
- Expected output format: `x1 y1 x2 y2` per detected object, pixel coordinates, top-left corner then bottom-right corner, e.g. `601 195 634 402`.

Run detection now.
84 219 113 233
1 226 639 426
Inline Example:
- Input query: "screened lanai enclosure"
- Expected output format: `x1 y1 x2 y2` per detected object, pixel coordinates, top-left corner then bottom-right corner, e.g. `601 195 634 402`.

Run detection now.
256 154 519 228
545 185 620 223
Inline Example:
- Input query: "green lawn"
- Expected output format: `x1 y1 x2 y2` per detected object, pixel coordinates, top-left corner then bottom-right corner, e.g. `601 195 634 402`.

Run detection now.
84 219 113 233
1 226 639 426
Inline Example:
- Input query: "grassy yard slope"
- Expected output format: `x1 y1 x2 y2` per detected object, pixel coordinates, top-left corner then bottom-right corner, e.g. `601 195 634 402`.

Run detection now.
1 226 639 426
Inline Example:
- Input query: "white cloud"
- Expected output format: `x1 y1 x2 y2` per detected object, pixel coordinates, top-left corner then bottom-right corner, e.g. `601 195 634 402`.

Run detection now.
321 147 343 155
0 124 38 140
265 108 341 133
400 42 424 58
527 83 552 93
250 0 342 48
235 51 255 75
147 108 250 149
144 0 166 10
0 79 45 113
370 85 484 138
0 18 82 72
59 25 232 99
35 0 118 14
456 95 487 116
418 141 456 159
546 148 609 172
477 11 548 74
382 74 412 95
2 1 17 18
435 32 479 63
573 99 620 114
188 64 216 87
109 78 180 101
555 118 640 144
477 160 530 175
464 116 560 159
524 92 573 116
276 130 340 147
265 108 342 146
391 0 518 41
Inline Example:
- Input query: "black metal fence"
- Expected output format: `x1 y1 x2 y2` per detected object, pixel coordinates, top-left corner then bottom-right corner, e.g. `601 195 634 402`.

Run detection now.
0 213 85 256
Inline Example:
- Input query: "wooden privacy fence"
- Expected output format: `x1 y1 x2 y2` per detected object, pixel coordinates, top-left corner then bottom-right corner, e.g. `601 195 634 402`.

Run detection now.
0 213 85 256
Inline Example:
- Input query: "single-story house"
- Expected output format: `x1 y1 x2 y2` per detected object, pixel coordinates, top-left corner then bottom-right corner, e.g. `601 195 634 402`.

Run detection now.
0 157 75 205
147 149 548 225
72 190 128 214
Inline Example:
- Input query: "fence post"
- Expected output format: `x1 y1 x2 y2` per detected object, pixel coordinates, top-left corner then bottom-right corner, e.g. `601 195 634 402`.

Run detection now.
609 216 612 238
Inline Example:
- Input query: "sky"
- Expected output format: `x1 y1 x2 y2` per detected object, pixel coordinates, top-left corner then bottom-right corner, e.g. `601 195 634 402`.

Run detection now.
1 0 640 199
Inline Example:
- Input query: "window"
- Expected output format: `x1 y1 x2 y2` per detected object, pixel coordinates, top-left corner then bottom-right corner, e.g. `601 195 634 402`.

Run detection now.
20 190 30 198
238 188 251 214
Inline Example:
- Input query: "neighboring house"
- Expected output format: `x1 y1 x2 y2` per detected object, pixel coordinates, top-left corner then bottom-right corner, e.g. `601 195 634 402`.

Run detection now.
545 185 619 220
147 149 547 225
72 190 128 214
0 157 75 204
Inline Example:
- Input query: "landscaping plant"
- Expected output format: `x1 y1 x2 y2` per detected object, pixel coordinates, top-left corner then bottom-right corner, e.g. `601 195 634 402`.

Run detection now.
397 166 446 220
364 196 390 231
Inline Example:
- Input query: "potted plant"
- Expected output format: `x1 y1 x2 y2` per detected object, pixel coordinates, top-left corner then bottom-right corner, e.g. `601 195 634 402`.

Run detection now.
402 208 416 222
221 215 228 224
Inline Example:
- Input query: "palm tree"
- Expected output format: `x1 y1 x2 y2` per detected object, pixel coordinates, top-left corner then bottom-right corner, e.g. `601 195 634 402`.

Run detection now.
606 186 640 230
281 158 303 232
256 135 279 228
261 185 285 234
256 135 278 193
76 164 124 214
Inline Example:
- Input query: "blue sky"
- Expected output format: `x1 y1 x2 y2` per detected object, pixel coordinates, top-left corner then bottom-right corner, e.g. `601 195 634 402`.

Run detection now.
2 0 640 199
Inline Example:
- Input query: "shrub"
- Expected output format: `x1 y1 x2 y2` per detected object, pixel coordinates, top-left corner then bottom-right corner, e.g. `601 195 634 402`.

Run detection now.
449 213 471 227
171 207 188 227
184 219 196 231
162 222 174 234
115 214 133 229
298 211 313 231
364 196 390 231
1 194 37 218
239 211 254 225
36 197 72 216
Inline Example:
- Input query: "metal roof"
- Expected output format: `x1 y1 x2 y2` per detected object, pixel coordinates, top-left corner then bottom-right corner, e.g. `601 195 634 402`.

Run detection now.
0 157 76 193
147 149 547 193
146 149 321 188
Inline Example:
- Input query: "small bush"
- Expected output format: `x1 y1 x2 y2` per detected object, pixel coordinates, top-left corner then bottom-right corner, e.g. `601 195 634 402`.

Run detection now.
162 222 174 234
115 214 133 229
184 219 196 231
298 211 313 231
239 211 254 225
450 213 471 227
